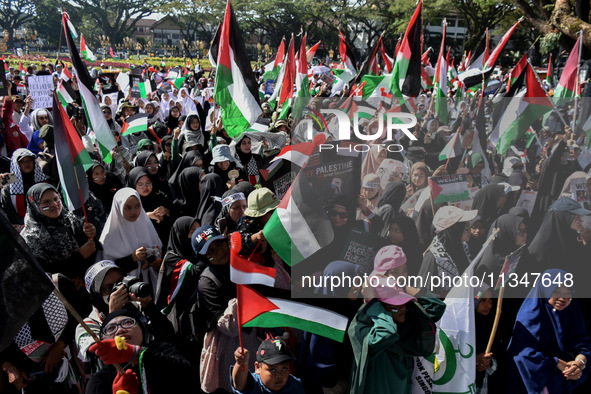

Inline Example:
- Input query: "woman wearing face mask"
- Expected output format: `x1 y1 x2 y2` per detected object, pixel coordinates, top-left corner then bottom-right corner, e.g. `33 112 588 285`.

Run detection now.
418 206 477 297
127 167 173 250
99 188 163 297
20 183 97 280
507 269 591 393
1 148 47 227
86 163 123 214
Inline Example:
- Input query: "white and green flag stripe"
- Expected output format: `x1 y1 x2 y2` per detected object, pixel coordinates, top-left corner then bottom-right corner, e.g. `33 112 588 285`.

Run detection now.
139 81 152 98
78 81 117 162
57 81 73 108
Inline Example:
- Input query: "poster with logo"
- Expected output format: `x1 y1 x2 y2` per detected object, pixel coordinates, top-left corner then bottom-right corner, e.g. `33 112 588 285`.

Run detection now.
375 159 407 188
570 177 591 210
28 75 54 109
340 228 389 275
98 72 119 94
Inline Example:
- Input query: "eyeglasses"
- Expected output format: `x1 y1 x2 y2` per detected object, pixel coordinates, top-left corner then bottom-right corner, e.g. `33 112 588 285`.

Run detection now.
136 181 153 189
102 317 137 337
38 116 48 121
517 228 528 236
327 210 348 219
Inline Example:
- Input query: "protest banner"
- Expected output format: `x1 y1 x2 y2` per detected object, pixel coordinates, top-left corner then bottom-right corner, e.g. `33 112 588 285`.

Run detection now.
516 190 538 215
376 159 407 188
570 177 591 210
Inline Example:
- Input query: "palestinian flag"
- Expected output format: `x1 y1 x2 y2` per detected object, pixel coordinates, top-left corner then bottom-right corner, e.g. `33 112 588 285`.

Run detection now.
62 12 95 93
78 81 117 162
60 67 72 82
356 74 391 107
271 134 326 168
293 34 311 119
577 65 591 147
429 176 469 204
167 77 186 90
433 21 448 125
230 232 276 287
332 30 357 94
162 260 193 315
379 38 393 73
306 40 321 64
496 63 554 154
52 92 92 211
439 130 462 161
263 171 334 266
508 53 528 91
80 34 96 62
139 80 153 98
121 113 149 136
546 53 553 86
460 19 522 88
390 0 422 101
237 284 348 342
278 35 296 106
553 35 581 105
355 33 383 84
213 0 262 137
18 62 24 78
57 80 74 108
264 38 285 82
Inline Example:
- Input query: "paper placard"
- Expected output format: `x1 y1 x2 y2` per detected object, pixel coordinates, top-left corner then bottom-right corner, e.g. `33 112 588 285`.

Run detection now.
570 177 591 210
29 75 54 109
428 174 469 204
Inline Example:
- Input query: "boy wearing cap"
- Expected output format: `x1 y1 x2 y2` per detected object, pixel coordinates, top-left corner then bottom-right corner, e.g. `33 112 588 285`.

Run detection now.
231 338 305 393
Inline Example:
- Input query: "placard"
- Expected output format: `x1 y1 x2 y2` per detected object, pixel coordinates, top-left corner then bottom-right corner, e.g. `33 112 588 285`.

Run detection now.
570 177 591 210
340 228 389 275
375 159 407 189
515 190 538 216
28 75 54 109
98 72 119 94
428 174 469 204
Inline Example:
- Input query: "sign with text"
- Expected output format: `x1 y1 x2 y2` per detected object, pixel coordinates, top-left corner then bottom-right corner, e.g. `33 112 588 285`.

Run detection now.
29 75 54 109
428 174 469 204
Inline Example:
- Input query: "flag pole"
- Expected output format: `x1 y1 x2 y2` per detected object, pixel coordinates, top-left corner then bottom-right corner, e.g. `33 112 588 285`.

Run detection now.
485 285 504 354
51 288 126 374
235 285 246 372
72 165 89 226
573 31 583 138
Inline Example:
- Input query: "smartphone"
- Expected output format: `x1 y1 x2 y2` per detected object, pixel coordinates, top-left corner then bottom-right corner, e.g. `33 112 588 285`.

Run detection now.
217 217 227 234
0 173 17 186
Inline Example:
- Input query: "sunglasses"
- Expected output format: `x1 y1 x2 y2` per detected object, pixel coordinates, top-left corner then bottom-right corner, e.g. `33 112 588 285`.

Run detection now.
327 210 348 219
102 317 137 337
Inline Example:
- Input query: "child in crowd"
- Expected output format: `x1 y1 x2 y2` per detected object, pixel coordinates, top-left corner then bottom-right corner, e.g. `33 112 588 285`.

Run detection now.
231 337 305 394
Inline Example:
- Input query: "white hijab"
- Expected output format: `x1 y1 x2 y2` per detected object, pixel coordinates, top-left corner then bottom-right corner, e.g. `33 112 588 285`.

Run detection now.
99 188 162 292
177 87 197 116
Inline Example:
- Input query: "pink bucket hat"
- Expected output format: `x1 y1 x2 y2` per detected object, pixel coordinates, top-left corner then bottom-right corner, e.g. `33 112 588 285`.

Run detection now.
372 245 407 275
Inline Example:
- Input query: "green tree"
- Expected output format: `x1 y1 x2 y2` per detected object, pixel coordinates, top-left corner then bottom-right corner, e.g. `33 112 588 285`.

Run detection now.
0 0 38 47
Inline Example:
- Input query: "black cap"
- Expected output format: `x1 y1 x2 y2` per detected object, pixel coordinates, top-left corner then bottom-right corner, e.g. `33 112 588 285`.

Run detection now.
256 338 295 365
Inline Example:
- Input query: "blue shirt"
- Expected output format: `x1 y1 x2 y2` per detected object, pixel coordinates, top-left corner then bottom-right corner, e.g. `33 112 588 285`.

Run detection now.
230 371 305 394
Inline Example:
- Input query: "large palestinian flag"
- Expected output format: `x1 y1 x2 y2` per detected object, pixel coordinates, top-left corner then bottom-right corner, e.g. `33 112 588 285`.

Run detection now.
263 171 334 266
496 63 554 154
237 284 348 342
553 35 581 106
212 0 261 137
433 22 448 125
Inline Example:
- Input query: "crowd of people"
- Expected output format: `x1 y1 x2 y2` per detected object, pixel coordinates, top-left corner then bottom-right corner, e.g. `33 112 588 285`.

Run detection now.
0 54 590 394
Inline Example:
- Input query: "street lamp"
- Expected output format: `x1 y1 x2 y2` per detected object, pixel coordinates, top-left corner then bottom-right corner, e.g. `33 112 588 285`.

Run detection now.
99 35 110 55
135 42 142 56
264 44 270 62
328 49 334 60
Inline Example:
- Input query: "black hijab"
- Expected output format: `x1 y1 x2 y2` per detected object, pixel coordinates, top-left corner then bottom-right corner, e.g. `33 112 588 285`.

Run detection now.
173 167 204 218
166 107 180 131
195 173 225 226
438 221 471 275
390 215 423 276
168 150 204 199
375 181 406 237
127 167 165 212
166 216 198 261
135 151 169 196
476 214 523 277
87 163 121 214
472 184 505 230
